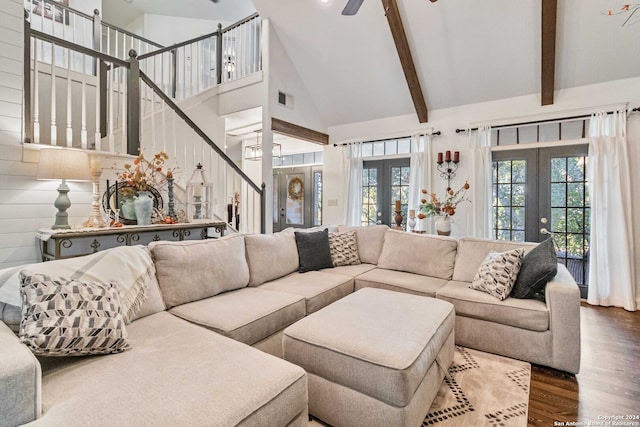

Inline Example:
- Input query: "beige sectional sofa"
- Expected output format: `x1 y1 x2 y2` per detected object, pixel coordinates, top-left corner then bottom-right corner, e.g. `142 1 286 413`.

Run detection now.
0 224 581 427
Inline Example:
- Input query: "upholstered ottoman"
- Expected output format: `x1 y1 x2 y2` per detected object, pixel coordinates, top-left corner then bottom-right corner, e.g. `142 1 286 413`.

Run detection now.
283 287 455 427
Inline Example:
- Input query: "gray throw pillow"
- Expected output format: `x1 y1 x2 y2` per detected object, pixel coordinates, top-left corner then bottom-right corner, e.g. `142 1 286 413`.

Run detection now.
511 237 558 301
294 229 333 273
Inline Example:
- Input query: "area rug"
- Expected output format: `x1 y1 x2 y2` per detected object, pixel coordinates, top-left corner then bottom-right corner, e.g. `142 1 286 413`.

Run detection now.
308 346 530 427
423 346 530 427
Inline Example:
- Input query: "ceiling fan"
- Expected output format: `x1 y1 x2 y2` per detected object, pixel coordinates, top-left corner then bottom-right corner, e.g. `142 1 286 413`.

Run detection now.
342 0 437 16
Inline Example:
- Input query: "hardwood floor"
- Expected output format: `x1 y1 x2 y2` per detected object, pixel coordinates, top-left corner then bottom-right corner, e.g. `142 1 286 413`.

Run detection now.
528 302 640 426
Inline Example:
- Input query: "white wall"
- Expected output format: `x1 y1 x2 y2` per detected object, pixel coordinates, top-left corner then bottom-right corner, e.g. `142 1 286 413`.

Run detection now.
140 15 228 46
323 76 640 305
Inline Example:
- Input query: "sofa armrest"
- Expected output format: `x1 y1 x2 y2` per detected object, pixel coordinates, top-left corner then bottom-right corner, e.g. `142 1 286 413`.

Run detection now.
0 322 41 427
545 264 581 374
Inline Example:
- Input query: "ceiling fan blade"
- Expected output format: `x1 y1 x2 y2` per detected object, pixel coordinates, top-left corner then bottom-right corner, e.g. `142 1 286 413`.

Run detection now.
342 0 364 15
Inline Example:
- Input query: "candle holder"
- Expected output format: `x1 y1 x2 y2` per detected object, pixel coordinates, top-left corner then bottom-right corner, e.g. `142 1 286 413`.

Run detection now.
408 210 416 232
82 169 107 228
436 151 460 191
393 209 404 230
167 177 176 221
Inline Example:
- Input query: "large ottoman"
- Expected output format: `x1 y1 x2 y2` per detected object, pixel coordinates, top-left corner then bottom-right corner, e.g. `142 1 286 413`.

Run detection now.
283 287 455 427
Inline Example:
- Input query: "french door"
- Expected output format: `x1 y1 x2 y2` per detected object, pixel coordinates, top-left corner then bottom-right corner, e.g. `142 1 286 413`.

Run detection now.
492 145 590 297
362 159 410 227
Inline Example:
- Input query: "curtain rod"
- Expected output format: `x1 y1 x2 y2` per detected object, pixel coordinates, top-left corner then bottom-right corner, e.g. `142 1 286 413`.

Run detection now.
332 131 441 147
455 106 640 134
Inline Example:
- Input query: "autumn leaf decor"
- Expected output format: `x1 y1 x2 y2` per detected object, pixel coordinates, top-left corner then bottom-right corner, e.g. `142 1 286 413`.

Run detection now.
118 151 171 192
418 182 470 219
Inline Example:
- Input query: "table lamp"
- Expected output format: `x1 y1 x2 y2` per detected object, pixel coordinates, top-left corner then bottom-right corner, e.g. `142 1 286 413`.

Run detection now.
37 148 91 229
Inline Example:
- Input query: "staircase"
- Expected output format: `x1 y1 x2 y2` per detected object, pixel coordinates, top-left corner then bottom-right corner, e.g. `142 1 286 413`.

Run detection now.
24 0 265 234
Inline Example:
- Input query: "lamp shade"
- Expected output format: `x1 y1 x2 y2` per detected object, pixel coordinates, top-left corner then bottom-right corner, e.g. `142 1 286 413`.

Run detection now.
37 148 91 181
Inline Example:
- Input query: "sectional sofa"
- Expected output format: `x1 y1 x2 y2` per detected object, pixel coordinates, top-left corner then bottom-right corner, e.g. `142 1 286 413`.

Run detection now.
0 225 581 427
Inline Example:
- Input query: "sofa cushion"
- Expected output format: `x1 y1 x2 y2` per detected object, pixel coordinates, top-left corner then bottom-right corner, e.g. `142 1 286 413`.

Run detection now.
337 225 388 265
283 288 455 407
328 231 361 267
294 229 333 273
150 234 249 309
469 248 524 300
377 230 458 280
436 280 549 332
355 268 448 298
260 271 354 314
0 246 156 324
168 287 305 346
511 237 558 301
245 231 299 286
33 312 308 427
19 271 130 356
452 237 537 283
321 263 377 278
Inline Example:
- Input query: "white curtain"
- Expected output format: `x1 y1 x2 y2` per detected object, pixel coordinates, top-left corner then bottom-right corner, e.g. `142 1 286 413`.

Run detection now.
408 133 433 232
343 143 364 226
467 125 493 238
587 111 636 311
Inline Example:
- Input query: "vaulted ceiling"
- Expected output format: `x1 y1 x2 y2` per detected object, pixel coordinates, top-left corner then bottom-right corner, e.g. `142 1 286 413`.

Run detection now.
252 0 640 126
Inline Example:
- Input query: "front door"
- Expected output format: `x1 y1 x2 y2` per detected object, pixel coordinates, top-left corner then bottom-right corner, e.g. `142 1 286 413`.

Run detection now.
492 145 590 297
273 166 322 231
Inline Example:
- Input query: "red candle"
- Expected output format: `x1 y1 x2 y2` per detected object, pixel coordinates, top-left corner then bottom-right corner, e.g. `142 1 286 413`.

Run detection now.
445 151 451 162
454 151 460 163
437 152 443 164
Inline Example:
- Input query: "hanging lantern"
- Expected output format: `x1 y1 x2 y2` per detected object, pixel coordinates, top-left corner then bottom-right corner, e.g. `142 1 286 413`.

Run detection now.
186 163 214 222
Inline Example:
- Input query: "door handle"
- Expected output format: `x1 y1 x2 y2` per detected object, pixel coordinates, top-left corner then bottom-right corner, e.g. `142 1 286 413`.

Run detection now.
540 228 551 235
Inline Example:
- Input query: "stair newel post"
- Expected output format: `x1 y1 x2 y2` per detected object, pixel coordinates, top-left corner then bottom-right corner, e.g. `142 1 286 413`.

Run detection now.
92 9 101 75
260 182 266 234
216 23 223 85
127 49 140 155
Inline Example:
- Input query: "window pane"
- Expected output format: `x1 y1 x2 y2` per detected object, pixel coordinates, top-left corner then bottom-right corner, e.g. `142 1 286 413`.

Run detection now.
567 208 584 233
513 231 525 242
567 157 585 182
369 168 377 185
551 158 566 182
391 167 401 186
512 160 526 183
497 206 511 229
567 183 584 207
398 138 410 154
551 183 566 207
518 126 538 144
373 141 385 156
497 161 512 183
385 140 397 155
401 167 410 185
561 120 585 140
512 207 525 229
361 143 373 157
498 184 511 206
512 184 525 206
498 128 518 146
551 207 566 232
315 151 323 164
539 123 560 142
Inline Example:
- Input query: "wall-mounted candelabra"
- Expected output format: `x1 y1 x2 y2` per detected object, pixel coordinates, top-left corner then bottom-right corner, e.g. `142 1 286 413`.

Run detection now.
437 150 460 191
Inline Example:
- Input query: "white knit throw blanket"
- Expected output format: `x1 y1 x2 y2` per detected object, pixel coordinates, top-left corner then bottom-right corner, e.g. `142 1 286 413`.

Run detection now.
0 246 154 323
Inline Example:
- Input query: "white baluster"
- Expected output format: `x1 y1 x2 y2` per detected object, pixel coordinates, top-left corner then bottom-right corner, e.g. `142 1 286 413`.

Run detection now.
150 81 156 154
33 37 40 144
50 41 57 146
182 46 186 100
161 98 167 152
95 58 101 151
65 45 72 147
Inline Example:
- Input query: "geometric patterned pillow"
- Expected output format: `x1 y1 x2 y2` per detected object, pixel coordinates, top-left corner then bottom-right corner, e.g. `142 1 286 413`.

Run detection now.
469 248 525 301
19 271 131 356
328 231 361 267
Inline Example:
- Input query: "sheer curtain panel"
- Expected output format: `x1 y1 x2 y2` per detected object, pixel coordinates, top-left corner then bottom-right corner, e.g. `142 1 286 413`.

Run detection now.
587 111 636 311
467 125 493 238
343 143 364 226
408 134 433 232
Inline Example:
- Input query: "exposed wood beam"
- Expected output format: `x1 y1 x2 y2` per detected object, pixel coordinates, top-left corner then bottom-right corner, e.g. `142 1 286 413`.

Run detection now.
541 0 558 105
271 118 329 146
382 0 428 123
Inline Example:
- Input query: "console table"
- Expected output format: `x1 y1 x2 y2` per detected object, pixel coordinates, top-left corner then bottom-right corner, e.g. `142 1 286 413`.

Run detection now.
36 221 227 261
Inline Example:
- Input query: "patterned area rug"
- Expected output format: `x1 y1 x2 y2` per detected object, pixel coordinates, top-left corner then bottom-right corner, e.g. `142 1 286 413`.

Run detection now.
423 346 530 427
308 346 530 427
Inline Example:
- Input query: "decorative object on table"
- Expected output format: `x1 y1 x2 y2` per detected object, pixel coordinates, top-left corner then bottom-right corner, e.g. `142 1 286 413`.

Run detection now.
82 156 107 228
110 151 170 225
418 181 470 236
436 150 460 191
37 148 91 229
166 170 177 223
186 164 214 222
407 209 417 232
393 199 404 230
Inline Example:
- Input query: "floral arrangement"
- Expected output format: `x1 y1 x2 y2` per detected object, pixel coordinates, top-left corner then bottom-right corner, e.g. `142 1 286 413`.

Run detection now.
418 182 470 219
117 151 173 192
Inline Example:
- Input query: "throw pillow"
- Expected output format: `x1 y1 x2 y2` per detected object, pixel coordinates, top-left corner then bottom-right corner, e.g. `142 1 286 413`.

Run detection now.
328 231 361 267
294 229 334 273
19 271 131 356
511 237 558 301
469 247 525 301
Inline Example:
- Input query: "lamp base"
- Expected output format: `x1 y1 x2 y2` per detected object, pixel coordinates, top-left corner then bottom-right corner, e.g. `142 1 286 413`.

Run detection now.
52 180 72 230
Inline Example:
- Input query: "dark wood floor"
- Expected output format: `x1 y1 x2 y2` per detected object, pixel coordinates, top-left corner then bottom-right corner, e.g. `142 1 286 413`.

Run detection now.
528 302 640 426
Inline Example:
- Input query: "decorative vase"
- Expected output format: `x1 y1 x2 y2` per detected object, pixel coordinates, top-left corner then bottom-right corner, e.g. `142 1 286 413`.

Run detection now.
120 197 136 221
134 191 154 225
435 216 452 236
